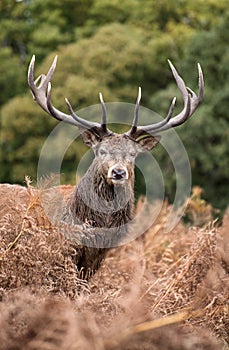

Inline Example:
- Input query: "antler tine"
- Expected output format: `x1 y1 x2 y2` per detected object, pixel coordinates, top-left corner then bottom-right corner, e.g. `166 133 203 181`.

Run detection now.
28 55 78 124
150 61 202 132
99 92 108 131
129 96 177 135
28 55 109 132
64 97 101 129
28 55 57 113
28 54 37 92
186 63 204 114
129 87 141 135
198 63 204 100
127 61 203 136
133 87 142 127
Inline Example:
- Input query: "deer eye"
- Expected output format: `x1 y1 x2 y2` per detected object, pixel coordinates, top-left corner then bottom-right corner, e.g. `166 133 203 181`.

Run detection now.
130 151 136 158
99 149 107 156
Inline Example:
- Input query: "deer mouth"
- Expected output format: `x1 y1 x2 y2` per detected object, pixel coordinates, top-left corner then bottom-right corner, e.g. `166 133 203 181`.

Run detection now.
110 178 127 185
107 164 129 185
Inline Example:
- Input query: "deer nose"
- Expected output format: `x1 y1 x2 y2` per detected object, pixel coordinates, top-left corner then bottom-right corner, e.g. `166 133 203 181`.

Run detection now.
111 167 127 180
108 164 128 181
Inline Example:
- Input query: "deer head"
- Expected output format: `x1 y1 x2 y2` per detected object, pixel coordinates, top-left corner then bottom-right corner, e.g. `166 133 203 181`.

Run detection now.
28 56 204 187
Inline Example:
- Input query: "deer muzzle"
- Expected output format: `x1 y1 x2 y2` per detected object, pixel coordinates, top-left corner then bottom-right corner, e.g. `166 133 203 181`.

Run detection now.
107 164 129 184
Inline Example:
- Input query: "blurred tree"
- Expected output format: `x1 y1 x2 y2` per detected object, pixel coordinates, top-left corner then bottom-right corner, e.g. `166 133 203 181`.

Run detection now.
27 0 94 59
0 22 184 187
0 95 55 182
0 0 95 106
0 0 227 102
0 0 228 212
86 0 229 32
0 0 94 59
0 48 26 105
181 13 229 210
0 0 30 59
149 12 229 210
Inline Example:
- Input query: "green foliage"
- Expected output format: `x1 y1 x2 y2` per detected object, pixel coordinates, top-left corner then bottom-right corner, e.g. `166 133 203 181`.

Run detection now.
0 95 55 182
0 0 30 58
149 13 229 210
0 48 26 105
0 0 228 212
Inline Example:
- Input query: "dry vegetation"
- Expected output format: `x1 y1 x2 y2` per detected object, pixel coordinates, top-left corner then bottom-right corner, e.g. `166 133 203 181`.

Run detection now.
0 180 228 349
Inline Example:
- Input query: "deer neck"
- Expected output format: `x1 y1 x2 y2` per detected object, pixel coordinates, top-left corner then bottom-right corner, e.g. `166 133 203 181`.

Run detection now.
70 160 135 228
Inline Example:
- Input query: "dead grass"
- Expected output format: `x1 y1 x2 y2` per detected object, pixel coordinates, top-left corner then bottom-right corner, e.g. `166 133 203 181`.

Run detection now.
0 181 228 349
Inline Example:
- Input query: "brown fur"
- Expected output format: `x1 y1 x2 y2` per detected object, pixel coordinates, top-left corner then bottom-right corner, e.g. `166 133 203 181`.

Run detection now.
59 134 159 273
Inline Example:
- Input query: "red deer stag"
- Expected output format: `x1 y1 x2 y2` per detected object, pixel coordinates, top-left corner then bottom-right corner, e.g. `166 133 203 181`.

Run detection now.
28 55 204 273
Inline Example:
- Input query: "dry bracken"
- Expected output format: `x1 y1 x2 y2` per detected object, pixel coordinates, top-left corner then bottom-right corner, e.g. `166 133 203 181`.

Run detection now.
0 180 228 349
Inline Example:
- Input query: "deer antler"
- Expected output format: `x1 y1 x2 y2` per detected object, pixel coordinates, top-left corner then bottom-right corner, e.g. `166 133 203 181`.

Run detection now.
28 55 112 137
126 60 204 139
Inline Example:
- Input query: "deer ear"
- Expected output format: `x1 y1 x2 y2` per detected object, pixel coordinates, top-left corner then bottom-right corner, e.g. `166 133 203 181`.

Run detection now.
137 135 161 151
80 130 100 147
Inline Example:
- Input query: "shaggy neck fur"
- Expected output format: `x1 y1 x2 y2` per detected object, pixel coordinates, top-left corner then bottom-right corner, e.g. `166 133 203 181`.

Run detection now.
70 158 135 229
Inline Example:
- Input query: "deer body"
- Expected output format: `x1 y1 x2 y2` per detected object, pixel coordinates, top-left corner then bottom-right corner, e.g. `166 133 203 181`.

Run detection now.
28 56 204 275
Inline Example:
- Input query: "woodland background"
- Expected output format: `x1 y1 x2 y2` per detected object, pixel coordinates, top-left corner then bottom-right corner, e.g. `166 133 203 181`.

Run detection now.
0 0 228 212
